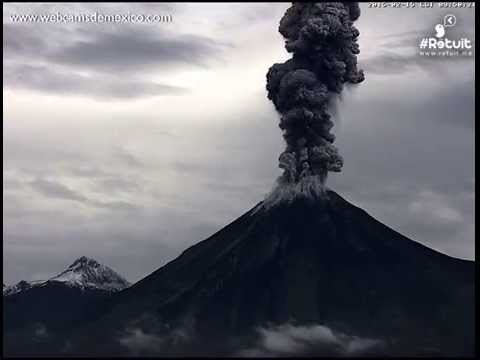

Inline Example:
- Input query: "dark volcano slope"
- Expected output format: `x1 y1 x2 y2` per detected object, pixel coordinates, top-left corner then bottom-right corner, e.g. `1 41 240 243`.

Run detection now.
69 190 474 356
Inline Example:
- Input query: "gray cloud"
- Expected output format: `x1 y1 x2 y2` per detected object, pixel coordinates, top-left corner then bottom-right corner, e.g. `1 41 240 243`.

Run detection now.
29 177 137 212
30 178 89 202
4 63 188 99
361 51 474 76
419 78 474 129
33 323 49 340
50 29 229 72
66 166 113 179
117 320 385 356
3 22 229 72
113 148 146 168
3 24 49 56
119 328 165 355
359 16 475 76
118 313 194 356
93 177 140 195
94 200 138 212
3 7 229 99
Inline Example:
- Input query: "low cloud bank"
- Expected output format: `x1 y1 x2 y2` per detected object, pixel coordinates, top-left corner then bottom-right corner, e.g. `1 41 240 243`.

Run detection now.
237 323 385 357
117 313 385 356
117 313 194 356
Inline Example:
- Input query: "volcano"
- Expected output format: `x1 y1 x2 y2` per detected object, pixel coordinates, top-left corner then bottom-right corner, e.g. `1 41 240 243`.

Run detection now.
56 191 474 357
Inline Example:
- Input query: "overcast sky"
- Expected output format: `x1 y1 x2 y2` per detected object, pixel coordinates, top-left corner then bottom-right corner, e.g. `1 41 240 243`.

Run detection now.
3 3 475 284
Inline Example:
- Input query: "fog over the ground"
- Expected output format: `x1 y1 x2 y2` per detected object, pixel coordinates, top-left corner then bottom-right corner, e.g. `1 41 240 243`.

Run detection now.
3 3 475 284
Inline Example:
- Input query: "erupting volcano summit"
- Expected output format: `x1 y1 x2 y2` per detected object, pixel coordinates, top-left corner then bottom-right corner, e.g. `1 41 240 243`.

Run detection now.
265 3 364 204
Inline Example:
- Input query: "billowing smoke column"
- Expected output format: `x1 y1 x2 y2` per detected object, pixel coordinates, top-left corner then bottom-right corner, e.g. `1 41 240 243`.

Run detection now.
265 2 364 203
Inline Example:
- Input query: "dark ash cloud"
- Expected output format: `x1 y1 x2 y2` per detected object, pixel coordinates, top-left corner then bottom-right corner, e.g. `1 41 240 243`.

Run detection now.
264 3 364 204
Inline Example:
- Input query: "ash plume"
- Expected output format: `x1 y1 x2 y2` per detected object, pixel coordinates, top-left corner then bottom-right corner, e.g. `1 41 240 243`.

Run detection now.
265 2 364 202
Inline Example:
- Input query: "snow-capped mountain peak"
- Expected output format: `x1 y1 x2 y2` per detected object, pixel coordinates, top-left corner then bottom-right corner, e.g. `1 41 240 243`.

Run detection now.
67 256 102 272
4 257 131 297
48 256 131 292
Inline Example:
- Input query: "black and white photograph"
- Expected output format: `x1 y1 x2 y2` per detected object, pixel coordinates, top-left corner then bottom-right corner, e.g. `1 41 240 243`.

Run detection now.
2 2 475 357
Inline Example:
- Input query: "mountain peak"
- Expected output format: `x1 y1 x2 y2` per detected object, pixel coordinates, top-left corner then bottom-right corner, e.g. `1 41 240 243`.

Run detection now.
4 258 130 298
69 256 101 269
49 257 131 292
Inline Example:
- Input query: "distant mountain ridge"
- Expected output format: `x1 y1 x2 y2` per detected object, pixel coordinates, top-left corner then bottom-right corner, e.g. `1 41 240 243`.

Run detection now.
3 280 45 297
3 256 130 297
3 256 131 356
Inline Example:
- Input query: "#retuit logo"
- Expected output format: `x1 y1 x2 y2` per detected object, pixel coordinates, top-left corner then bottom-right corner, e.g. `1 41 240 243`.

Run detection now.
419 14 473 57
